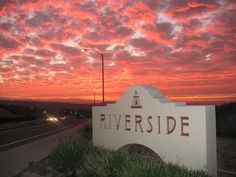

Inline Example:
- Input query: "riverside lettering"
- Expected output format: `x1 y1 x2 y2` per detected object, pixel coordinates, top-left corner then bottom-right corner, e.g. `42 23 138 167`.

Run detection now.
100 113 189 136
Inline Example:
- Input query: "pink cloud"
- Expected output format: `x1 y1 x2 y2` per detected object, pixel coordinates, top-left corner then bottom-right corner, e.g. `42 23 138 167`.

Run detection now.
0 0 235 103
175 1 218 13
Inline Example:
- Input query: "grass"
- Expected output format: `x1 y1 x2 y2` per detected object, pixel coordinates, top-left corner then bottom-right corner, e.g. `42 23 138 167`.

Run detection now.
48 142 210 177
14 136 236 177
28 160 51 176
80 149 127 177
50 142 85 174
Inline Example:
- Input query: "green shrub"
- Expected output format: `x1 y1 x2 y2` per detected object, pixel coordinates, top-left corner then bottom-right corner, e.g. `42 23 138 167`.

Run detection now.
49 142 85 174
120 153 208 177
80 149 127 177
121 154 160 177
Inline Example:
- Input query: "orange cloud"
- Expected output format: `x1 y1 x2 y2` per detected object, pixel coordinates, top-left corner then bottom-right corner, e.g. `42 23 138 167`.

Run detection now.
175 1 218 13
0 0 235 104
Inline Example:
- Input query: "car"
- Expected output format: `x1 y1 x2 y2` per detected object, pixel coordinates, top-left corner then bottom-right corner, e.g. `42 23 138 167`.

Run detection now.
46 117 58 122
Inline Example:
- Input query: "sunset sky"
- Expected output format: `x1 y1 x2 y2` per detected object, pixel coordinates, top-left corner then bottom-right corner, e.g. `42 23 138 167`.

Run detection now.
0 0 236 104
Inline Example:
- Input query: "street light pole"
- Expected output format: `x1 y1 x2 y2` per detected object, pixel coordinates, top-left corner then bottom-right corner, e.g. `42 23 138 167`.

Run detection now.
101 53 105 104
82 48 105 104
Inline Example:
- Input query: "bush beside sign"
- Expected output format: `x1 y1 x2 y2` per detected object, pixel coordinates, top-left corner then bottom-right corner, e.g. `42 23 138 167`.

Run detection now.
92 85 217 176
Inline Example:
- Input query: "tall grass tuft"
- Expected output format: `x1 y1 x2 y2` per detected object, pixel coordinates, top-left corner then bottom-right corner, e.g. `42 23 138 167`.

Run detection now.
50 142 210 177
80 149 127 177
121 157 209 177
49 142 85 174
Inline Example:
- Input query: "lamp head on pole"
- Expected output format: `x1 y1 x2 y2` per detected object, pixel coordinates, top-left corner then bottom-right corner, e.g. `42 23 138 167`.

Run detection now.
80 47 105 104
81 48 87 52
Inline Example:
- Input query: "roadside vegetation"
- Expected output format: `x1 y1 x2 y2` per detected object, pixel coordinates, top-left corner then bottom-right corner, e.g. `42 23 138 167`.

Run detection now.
14 120 236 177
49 141 210 177
216 102 236 137
49 124 209 177
15 123 210 177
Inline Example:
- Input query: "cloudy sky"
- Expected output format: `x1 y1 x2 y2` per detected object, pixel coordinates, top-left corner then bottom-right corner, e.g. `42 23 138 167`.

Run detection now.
0 0 236 103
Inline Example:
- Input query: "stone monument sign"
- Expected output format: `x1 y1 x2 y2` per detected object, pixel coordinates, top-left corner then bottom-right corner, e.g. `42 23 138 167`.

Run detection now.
92 85 216 176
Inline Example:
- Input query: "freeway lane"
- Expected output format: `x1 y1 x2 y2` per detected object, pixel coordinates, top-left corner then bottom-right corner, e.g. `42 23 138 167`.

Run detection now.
0 120 90 177
0 118 82 147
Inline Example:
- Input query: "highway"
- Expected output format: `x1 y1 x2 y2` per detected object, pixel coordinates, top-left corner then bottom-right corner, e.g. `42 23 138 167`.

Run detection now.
0 118 83 148
0 120 90 177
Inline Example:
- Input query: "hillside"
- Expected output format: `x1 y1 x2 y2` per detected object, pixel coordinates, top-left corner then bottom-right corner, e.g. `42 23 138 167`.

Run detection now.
0 100 93 124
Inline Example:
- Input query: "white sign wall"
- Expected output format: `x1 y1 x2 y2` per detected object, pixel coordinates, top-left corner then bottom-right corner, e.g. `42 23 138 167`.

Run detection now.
92 85 217 176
